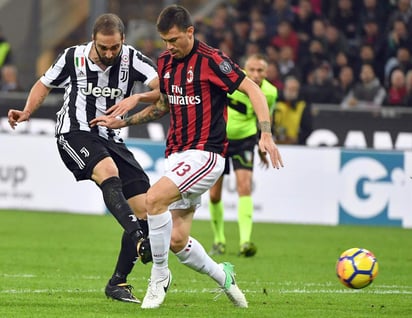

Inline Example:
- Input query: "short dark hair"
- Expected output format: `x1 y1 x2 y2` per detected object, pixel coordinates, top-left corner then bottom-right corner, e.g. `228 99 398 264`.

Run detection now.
93 13 124 39
156 5 193 33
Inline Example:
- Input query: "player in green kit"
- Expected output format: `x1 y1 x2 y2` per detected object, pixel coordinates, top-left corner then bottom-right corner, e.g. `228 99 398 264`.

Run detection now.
209 53 278 257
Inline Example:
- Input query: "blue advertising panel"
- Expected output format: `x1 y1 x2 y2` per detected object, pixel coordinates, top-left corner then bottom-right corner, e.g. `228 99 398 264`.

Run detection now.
338 150 407 226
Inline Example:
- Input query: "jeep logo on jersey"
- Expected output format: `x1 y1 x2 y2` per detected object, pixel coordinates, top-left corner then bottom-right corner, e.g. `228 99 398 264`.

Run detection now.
81 83 122 99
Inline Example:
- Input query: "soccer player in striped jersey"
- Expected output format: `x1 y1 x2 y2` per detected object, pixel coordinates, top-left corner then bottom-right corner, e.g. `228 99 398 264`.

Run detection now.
91 5 283 309
208 54 278 258
8 13 159 303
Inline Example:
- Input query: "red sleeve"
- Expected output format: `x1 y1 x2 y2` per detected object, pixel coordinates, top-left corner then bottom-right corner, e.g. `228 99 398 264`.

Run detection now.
207 50 246 94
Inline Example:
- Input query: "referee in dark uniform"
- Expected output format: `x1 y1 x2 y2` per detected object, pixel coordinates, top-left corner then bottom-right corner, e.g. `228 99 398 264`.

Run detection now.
8 13 158 303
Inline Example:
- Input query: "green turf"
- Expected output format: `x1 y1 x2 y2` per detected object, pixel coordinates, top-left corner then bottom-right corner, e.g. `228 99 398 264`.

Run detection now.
0 210 411 318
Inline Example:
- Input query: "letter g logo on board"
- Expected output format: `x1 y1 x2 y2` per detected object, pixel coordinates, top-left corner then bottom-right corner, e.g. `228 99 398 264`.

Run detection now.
338 150 410 226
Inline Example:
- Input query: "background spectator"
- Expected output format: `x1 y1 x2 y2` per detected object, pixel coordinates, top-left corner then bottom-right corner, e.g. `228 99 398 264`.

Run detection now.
359 0 388 32
404 68 412 106
230 14 251 63
385 68 407 106
385 19 412 61
341 63 386 109
384 46 412 85
324 23 349 62
265 0 294 38
265 45 279 64
271 19 300 62
273 76 313 144
292 0 319 54
0 26 12 68
331 50 350 78
204 3 232 48
267 61 284 90
0 64 22 92
333 65 355 103
303 62 336 103
329 0 359 49
354 44 383 83
299 38 328 83
249 19 270 53
310 17 327 49
360 17 385 66
277 45 301 81
385 0 412 34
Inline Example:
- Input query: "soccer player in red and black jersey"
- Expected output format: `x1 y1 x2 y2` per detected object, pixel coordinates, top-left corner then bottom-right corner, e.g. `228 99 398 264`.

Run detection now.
91 5 283 309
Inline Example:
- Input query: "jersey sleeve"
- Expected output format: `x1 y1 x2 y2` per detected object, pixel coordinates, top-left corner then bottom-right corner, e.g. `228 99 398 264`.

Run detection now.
208 51 246 94
132 49 158 87
40 48 71 88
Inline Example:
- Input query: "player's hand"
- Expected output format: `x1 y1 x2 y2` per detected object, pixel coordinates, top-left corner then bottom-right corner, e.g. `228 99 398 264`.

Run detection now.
7 109 30 129
258 133 284 169
105 95 140 117
89 115 126 129
258 149 270 169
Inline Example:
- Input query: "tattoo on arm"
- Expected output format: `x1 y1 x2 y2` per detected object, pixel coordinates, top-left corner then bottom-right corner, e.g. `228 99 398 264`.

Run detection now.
259 121 272 133
125 93 169 126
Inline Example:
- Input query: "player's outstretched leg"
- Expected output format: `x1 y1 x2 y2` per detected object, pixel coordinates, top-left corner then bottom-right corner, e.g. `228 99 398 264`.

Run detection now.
175 236 248 308
219 262 248 307
105 219 150 304
105 231 140 303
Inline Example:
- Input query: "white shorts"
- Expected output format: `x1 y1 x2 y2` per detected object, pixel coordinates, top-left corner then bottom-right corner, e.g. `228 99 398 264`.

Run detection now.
164 150 225 210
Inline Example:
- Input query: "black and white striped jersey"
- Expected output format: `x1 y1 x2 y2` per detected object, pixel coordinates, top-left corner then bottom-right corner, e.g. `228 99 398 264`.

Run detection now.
40 41 158 142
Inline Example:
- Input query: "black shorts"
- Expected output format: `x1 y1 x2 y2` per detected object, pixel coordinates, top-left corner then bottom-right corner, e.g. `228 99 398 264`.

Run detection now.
223 135 257 175
56 131 150 199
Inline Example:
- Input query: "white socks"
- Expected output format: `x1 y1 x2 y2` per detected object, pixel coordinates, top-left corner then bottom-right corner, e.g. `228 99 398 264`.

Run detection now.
148 214 225 286
175 236 225 286
147 211 172 279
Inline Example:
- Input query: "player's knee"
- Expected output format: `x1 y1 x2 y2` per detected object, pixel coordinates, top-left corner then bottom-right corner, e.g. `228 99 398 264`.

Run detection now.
145 189 168 214
237 184 252 196
170 232 187 253
209 186 222 203
92 159 119 184
209 195 221 204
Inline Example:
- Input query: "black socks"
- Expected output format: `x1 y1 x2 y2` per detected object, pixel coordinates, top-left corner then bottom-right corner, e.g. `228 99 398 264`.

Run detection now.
100 176 143 245
109 219 149 285
109 231 137 285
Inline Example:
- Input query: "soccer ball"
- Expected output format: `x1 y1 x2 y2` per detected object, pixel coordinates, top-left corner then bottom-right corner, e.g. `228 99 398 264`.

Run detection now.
336 247 379 289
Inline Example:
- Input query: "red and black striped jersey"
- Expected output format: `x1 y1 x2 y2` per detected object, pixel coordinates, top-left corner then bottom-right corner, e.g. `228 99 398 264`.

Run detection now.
40 41 158 142
157 39 246 157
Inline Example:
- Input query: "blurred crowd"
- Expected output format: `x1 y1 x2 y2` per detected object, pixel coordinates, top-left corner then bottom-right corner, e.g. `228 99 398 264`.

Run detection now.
0 25 21 93
3 0 412 108
184 0 412 108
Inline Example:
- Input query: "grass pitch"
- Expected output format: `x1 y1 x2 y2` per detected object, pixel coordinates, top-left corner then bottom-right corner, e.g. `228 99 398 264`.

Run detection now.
0 210 411 318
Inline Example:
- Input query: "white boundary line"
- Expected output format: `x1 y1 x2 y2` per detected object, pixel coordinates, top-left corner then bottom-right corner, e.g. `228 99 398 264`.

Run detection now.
1 287 411 295
2 275 411 295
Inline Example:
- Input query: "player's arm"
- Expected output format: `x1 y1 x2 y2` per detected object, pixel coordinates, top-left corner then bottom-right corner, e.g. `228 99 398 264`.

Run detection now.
237 76 283 169
258 87 277 169
90 93 169 129
8 80 52 129
106 77 160 117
